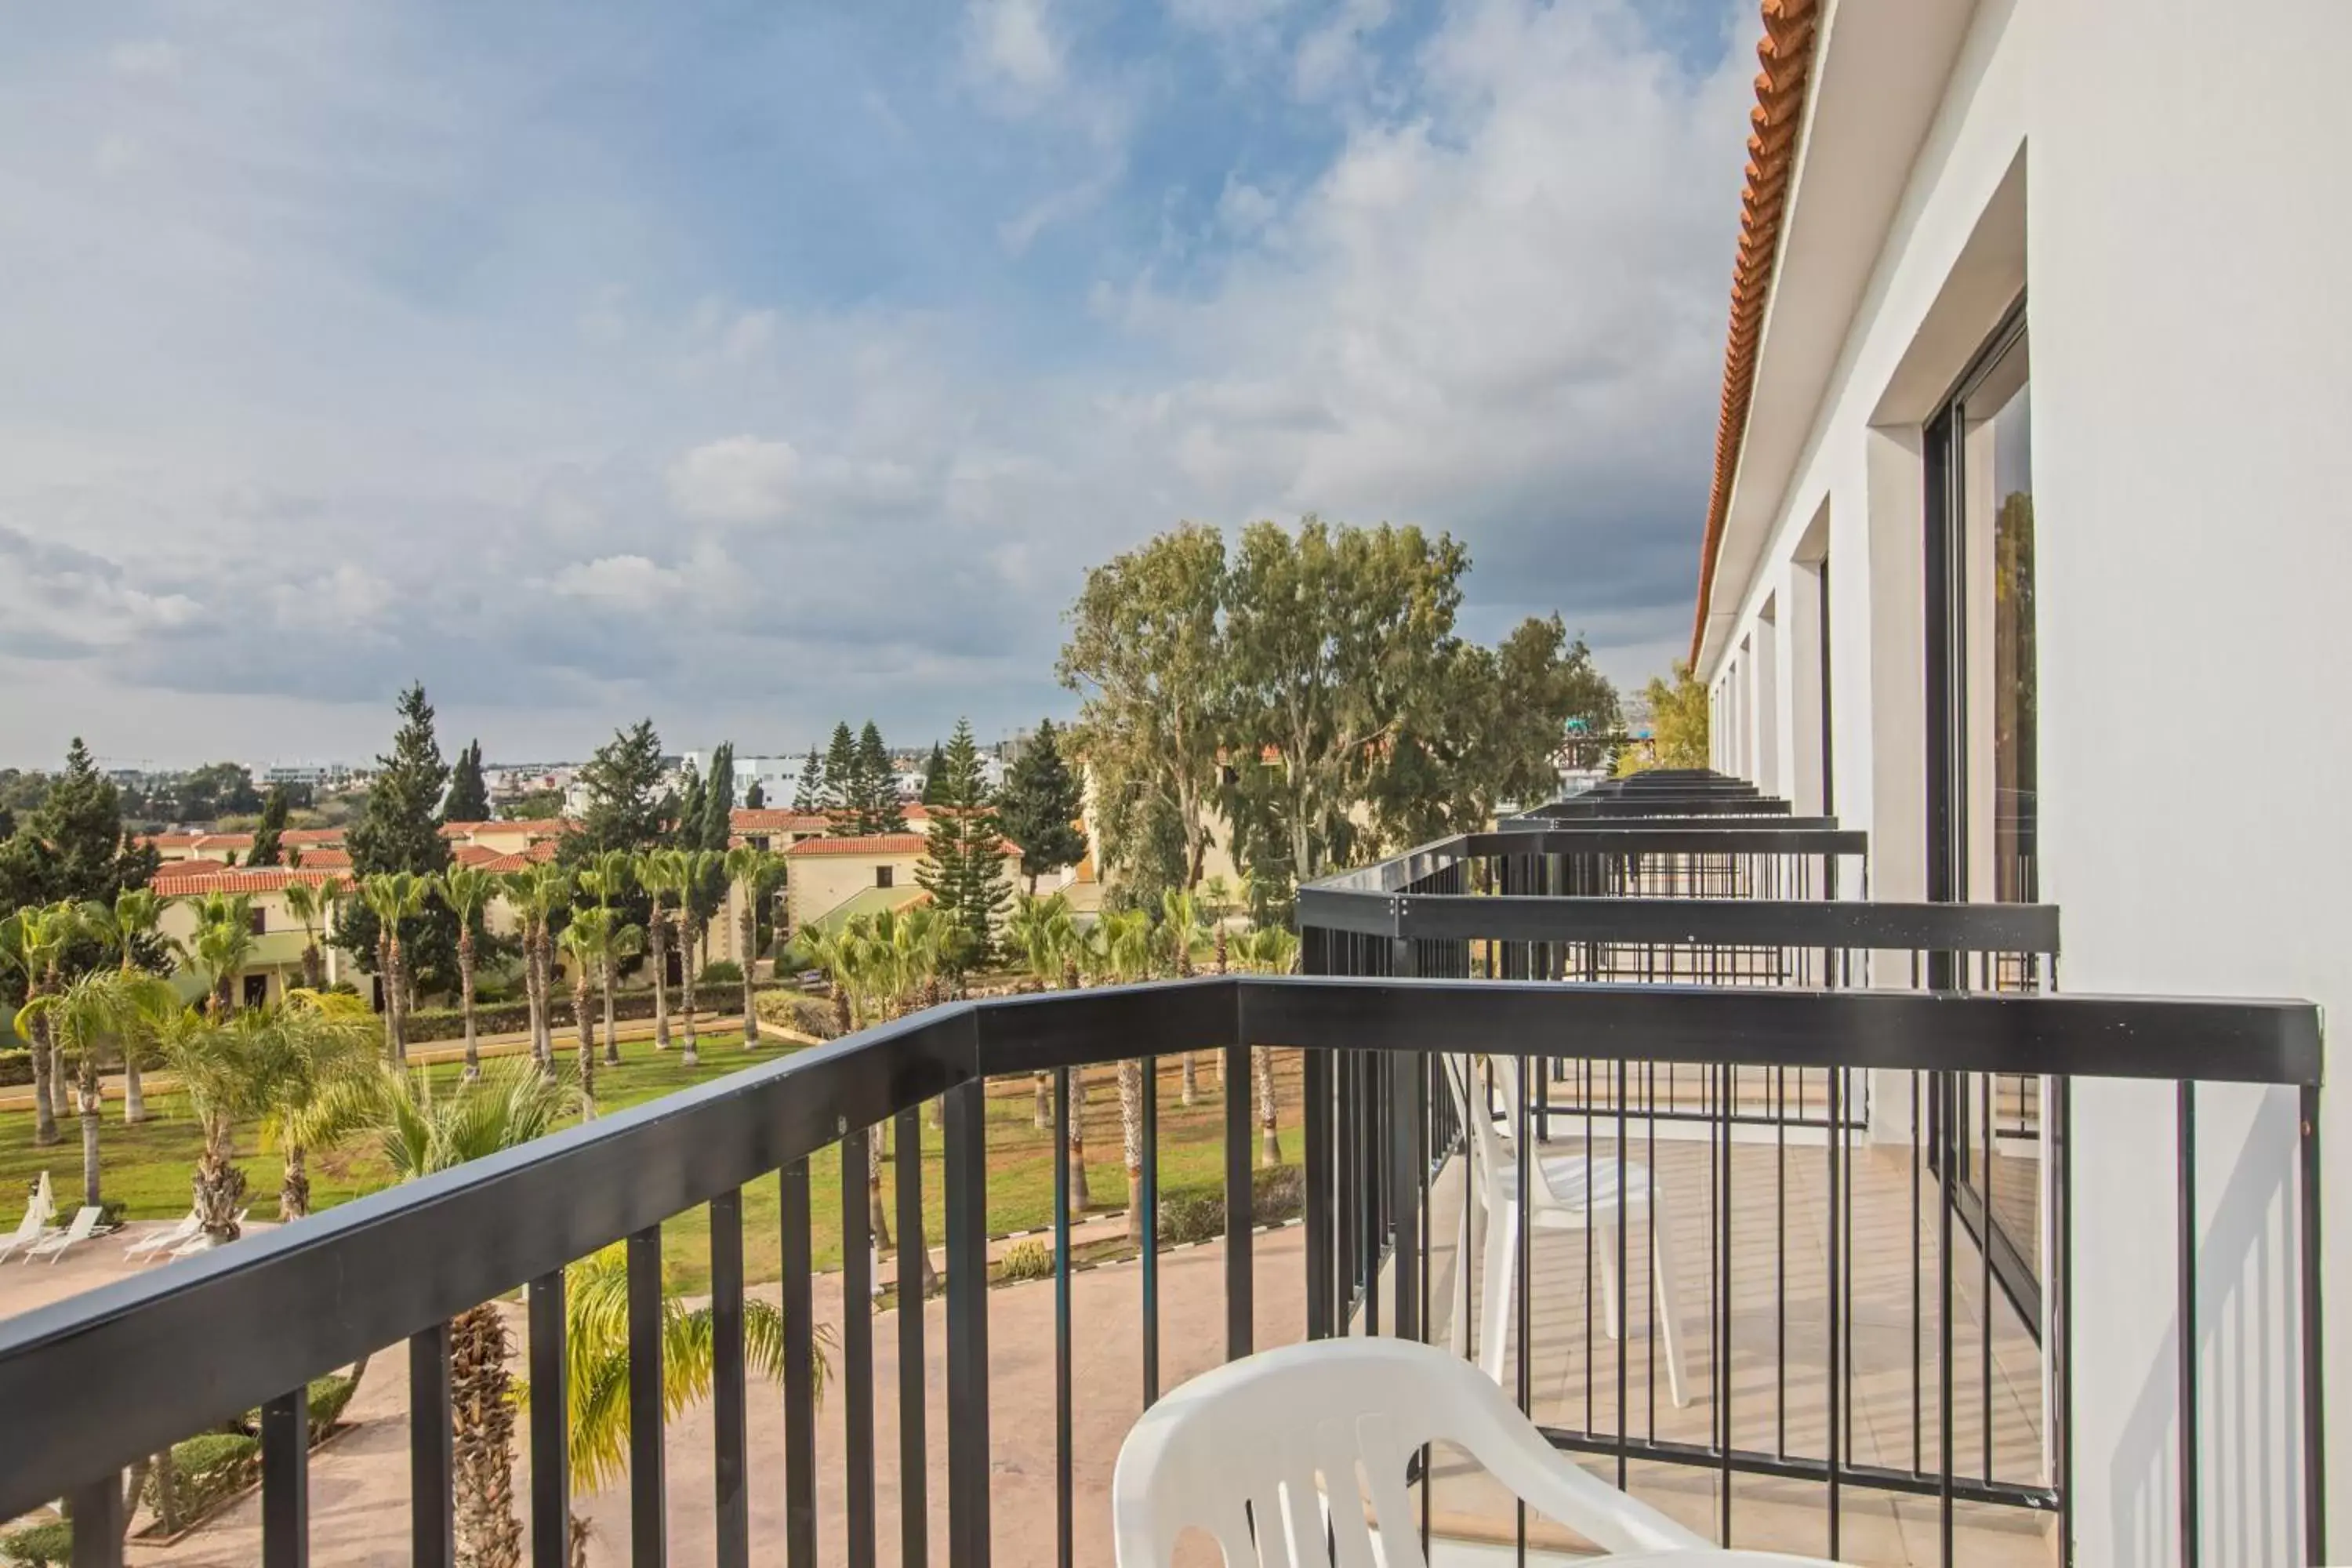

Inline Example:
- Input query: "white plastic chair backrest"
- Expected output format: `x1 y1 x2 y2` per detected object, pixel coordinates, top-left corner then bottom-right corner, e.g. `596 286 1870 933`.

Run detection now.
54 1207 99 1243
1112 1337 1709 1566
6 1203 42 1243
1441 1054 1512 1219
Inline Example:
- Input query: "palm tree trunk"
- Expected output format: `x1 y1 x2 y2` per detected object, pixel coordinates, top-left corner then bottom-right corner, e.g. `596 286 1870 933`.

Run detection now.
194 1123 247 1243
301 938 323 993
650 907 671 1050
123 1048 147 1124
281 1144 310 1221
1257 1047 1281 1167
376 931 398 1062
1033 1072 1051 1128
1069 1069 1092 1210
601 960 620 1068
459 927 481 1082
532 924 554 1074
450 1301 521 1568
78 1069 103 1210
1213 928 1229 1087
740 906 760 1047
866 1133 892 1248
387 932 409 1067
1119 1059 1145 1243
27 1007 58 1147
575 968 597 1118
679 923 701 1069
1181 1052 1198 1105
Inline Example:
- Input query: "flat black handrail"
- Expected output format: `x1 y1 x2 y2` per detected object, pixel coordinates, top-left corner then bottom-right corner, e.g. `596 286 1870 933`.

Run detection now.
1304 824 1858 895
1518 797 1795 817
0 973 2318 1523
1297 890 2057 953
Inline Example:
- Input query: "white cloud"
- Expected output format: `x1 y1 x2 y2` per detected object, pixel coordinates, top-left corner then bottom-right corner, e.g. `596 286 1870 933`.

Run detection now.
665 437 800 524
964 0 1064 96
998 167 1122 254
1215 172 1278 235
108 39 182 80
548 554 684 612
1292 0 1392 103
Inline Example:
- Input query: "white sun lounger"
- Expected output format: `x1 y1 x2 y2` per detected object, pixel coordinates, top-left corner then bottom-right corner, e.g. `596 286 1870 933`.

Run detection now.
0 1201 51 1265
168 1210 249 1258
125 1210 203 1260
23 1206 102 1265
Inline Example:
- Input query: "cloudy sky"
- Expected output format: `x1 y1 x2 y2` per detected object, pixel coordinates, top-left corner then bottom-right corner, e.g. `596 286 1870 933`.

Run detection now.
0 0 1753 770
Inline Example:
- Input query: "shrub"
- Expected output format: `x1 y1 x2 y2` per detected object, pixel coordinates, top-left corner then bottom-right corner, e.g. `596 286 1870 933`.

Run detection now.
1252 1163 1304 1224
0 1521 71 1566
699 959 743 987
1156 1187 1226 1247
307 1373 358 1433
999 1238 1054 1281
142 1432 260 1524
755 992 840 1039
400 983 789 1044
0 1050 27 1088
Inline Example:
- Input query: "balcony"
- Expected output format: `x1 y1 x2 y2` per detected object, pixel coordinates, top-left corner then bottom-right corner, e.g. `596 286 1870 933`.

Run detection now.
0 775 2322 1566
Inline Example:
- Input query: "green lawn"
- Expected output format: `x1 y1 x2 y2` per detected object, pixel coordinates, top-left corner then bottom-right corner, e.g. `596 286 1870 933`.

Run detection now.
0 1036 1306 1295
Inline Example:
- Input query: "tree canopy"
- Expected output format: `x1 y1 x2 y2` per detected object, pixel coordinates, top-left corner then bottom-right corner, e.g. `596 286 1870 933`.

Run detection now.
444 739 492 822
1619 660 1710 774
996 719 1086 894
914 719 1008 967
246 785 291 867
568 720 673 859
0 739 159 939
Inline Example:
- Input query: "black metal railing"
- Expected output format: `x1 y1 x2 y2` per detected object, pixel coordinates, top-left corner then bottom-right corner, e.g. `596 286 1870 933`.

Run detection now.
0 971 2323 1567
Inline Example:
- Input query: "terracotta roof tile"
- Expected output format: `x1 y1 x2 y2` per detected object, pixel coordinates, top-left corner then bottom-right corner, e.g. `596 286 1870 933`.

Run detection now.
1692 0 1820 662
150 867 351 898
786 833 931 857
289 847 352 869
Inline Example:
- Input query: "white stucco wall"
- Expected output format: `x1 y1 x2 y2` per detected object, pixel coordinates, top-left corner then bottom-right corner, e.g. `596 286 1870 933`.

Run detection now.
1694 0 2350 1559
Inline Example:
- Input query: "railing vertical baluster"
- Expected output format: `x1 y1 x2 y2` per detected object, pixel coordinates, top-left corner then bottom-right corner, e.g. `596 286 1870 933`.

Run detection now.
2178 1081 2200 1568
945 1076 993 1566
2300 1083 2326 1568
1054 1070 1076 1568
627 1225 667 1568
1515 1054 1533 1568
1225 1040 1254 1360
1392 1038 1422 1344
840 1131 876 1568
1305 1046 1334 1339
1717 1061 1733 1546
1142 1055 1161 1405
2055 1077 2074 1568
781 1160 816 1568
1616 1054 1629 1492
529 1270 568 1568
261 1388 308 1568
410 1323 454 1568
67 1475 125 1568
895 1108 929 1568
710 1191 750 1568
1828 1065 1845 1559
1938 1072 1956 1567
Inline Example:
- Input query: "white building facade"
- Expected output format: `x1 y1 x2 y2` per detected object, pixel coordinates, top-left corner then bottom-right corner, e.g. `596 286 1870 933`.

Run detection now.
1693 2 2350 1562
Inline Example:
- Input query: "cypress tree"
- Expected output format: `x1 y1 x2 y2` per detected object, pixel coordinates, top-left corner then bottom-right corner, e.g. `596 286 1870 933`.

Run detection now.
915 718 1010 967
822 724 860 834
700 742 736 851
247 786 290 867
744 779 766 810
444 740 491 822
997 718 1087 895
920 743 949 805
0 739 159 915
855 721 897 835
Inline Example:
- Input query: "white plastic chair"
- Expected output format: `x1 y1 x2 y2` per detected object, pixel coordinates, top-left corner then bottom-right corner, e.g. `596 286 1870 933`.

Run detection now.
1444 1054 1690 1407
169 1210 248 1258
125 1209 203 1260
23 1205 101 1265
1111 1337 1711 1566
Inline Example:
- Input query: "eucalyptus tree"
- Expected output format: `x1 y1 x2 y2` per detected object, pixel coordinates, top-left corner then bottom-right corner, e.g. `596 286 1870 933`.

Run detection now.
77 886 176 1123
14 966 176 1206
723 844 785 1047
434 865 497 1081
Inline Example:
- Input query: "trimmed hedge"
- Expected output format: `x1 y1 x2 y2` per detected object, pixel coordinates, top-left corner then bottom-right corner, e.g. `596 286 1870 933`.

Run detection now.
401 983 788 1044
698 960 744 987
754 990 841 1039
142 1432 260 1525
0 1521 70 1567
0 1043 163 1088
1156 1164 1304 1246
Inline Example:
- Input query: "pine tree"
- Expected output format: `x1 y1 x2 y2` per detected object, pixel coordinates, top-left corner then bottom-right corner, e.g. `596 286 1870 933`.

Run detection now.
570 720 673 857
793 748 825 813
822 724 861 834
997 718 1087 895
247 786 290 867
0 739 158 916
916 718 1011 967
920 743 949 805
855 721 897 835
444 740 491 822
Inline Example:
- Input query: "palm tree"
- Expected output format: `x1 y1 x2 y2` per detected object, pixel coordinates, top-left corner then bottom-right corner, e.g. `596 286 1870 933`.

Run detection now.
78 887 178 1123
247 989 380 1219
579 853 637 1069
1006 892 1076 1128
2 902 79 1147
785 921 855 1038
13 967 177 1207
524 1240 815 1494
504 865 572 1076
724 845 784 1047
187 891 259 1014
558 910 611 1116
434 866 498 1082
1100 909 1157 1242
279 876 344 993
1240 926 1299 1167
360 872 430 1063
673 848 722 1062
315 1062 575 1568
635 848 683 1051
154 1004 274 1243
1160 889 1213 1105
